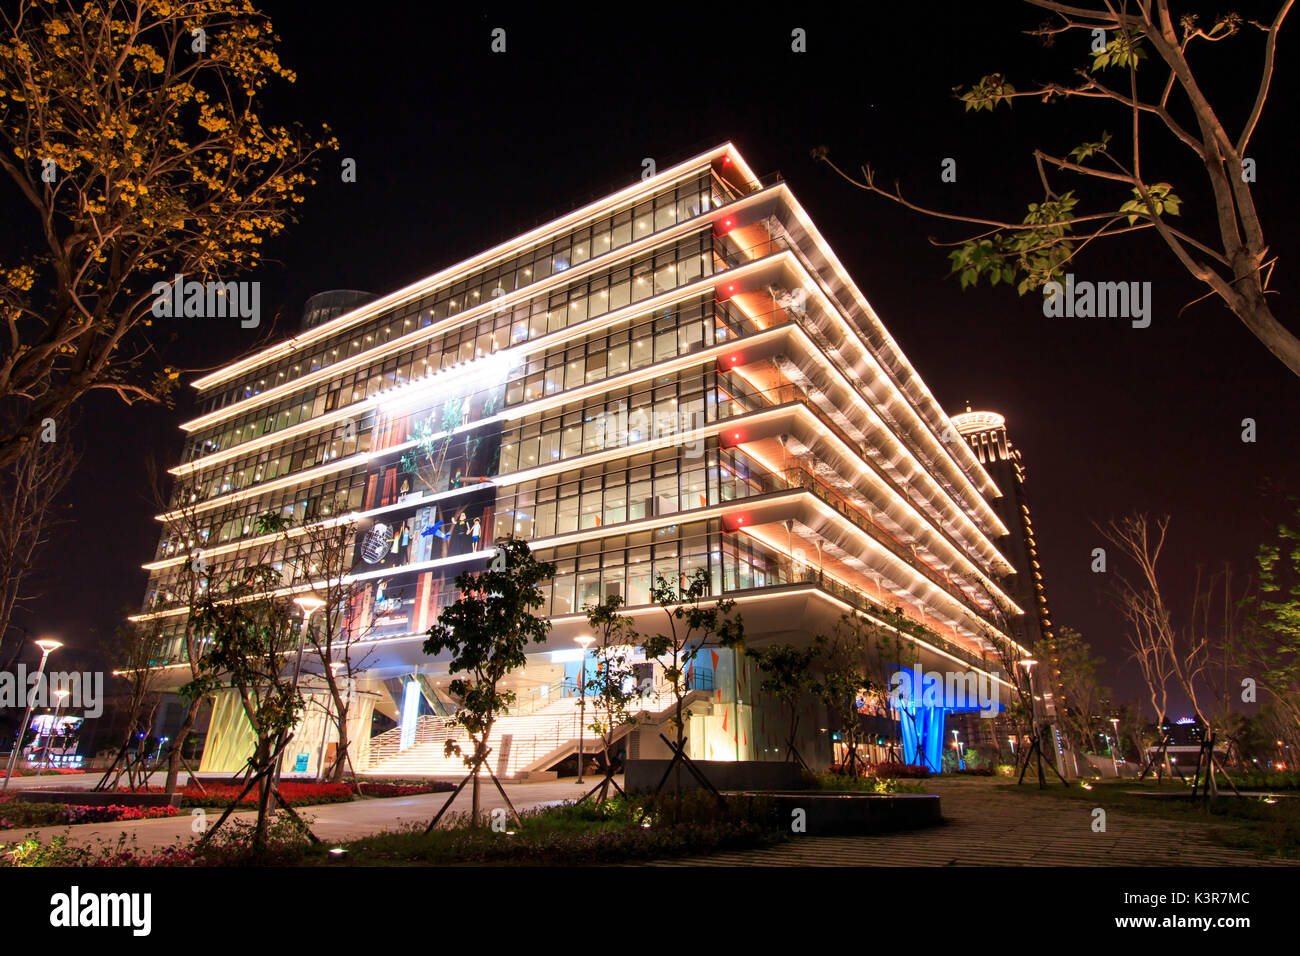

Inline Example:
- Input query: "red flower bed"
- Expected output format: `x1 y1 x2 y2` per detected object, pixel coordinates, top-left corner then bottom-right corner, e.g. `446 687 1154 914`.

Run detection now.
65 805 181 824
182 781 354 807
130 781 355 807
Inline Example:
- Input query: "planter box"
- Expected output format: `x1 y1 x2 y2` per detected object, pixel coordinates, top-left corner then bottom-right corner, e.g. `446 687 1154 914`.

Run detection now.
730 791 942 835
624 759 806 793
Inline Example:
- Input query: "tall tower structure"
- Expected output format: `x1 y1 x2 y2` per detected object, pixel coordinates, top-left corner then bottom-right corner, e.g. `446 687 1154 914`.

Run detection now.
951 406 1068 776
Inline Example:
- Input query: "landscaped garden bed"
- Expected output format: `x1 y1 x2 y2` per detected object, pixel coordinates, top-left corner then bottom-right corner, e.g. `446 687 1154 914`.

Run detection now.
0 796 179 829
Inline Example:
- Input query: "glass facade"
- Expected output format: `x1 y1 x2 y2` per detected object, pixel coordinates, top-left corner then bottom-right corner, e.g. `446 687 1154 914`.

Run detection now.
143 146 1024 773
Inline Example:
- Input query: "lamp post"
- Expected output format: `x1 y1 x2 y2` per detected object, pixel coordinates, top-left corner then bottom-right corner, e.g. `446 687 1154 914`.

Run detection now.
3 638 62 790
42 688 70 767
952 729 962 770
574 635 594 784
271 596 326 803
1110 717 1121 774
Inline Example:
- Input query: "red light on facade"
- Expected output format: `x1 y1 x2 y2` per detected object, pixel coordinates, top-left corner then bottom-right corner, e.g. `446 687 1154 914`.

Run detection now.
722 513 747 533
730 355 739 365
723 156 731 165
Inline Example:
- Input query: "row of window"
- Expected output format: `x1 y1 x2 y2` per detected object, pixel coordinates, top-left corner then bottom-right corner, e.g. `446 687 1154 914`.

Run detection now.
497 364 714 474
185 230 719 463
492 445 769 541
155 468 365 565
202 173 727 412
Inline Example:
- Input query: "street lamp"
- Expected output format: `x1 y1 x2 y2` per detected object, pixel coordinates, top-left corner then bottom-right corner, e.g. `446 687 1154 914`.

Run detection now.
574 635 594 784
3 638 62 790
271 596 326 802
1110 717 1121 774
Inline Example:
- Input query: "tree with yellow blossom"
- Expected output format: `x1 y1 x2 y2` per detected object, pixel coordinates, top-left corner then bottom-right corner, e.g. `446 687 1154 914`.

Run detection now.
0 0 337 470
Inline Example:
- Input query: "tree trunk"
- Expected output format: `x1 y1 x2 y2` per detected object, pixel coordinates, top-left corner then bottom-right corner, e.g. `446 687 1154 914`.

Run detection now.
471 747 482 827
253 741 274 856
164 695 203 794
1232 280 1300 378
329 714 350 785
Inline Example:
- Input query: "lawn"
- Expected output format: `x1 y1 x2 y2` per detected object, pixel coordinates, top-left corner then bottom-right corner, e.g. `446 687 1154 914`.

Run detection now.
1002 777 1300 859
309 792 787 867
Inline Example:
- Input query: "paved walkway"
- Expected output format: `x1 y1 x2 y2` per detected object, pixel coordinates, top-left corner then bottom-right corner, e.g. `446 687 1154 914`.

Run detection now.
0 777 594 852
3 775 1294 865
658 776 1299 866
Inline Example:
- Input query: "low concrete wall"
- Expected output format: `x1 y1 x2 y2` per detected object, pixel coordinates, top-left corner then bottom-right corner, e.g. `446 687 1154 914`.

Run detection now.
625 759 806 793
10 789 182 808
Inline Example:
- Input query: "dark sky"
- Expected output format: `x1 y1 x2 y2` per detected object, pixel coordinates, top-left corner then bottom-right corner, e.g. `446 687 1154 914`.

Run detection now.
12 6 1299 714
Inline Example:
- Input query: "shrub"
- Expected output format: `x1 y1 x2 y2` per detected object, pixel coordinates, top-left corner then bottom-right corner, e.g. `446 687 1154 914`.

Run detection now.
866 761 931 779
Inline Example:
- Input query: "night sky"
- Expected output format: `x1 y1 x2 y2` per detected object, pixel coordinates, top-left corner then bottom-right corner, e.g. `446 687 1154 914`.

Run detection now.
12 6 1299 713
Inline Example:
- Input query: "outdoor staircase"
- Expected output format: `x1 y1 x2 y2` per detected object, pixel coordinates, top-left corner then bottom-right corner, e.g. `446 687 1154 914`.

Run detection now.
361 690 704 778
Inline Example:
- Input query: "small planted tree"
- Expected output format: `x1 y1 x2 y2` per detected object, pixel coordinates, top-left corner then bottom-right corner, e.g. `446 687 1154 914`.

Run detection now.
423 536 554 829
95 618 166 792
183 514 313 857
750 643 818 771
579 594 639 805
814 614 878 776
639 568 743 796
284 515 374 784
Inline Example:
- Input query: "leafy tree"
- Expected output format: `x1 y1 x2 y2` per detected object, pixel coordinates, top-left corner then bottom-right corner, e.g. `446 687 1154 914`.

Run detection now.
182 513 305 856
423 536 554 827
814 3 1300 376
1038 626 1110 754
814 610 916 774
0 0 336 471
284 515 375 784
579 593 639 804
750 642 818 770
1242 504 1300 734
640 568 743 794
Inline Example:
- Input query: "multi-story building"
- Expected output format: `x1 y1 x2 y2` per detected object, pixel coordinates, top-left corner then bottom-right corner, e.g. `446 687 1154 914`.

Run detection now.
136 144 1035 778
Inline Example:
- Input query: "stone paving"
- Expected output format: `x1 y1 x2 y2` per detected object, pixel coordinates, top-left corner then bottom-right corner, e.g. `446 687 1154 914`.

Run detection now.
0 775 593 851
657 776 1298 867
